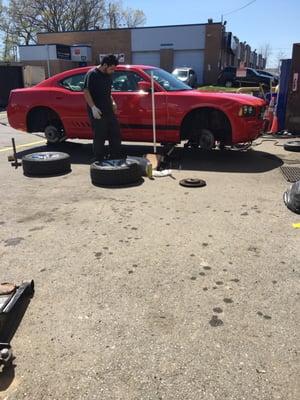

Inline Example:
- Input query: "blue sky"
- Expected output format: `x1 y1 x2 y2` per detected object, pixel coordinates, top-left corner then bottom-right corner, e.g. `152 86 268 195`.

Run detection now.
125 0 299 66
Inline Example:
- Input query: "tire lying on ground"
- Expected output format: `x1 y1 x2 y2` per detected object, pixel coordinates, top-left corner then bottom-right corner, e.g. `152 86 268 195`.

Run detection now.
283 141 300 152
22 152 71 176
90 159 142 186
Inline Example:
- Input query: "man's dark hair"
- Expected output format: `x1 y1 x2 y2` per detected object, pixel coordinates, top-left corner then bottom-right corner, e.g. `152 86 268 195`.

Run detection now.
101 54 119 66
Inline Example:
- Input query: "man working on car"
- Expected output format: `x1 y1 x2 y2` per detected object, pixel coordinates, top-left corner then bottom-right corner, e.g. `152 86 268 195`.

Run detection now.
83 54 121 162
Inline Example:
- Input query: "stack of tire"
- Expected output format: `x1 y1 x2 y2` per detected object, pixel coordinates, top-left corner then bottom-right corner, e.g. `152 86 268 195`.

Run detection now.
22 151 145 187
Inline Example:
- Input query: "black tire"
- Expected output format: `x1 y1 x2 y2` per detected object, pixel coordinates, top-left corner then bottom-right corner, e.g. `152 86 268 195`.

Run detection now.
90 159 142 187
284 141 300 152
22 152 71 176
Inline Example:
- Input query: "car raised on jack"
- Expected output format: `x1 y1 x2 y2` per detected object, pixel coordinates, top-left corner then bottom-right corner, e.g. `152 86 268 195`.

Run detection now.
7 65 266 150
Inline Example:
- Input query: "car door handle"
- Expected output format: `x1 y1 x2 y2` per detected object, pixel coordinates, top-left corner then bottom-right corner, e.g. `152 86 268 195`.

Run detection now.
55 96 63 100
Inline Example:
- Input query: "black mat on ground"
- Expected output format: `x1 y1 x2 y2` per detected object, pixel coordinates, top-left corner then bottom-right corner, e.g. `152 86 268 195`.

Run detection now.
280 165 300 182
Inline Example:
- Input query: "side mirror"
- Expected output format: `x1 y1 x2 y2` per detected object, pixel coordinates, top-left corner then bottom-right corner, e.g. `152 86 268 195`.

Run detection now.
138 81 152 93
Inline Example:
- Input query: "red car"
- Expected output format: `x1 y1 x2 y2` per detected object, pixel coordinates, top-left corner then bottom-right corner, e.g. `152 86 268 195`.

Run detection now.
7 65 266 149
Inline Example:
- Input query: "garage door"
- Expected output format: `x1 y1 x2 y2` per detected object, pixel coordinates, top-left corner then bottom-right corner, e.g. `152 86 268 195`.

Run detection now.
173 50 204 85
132 52 160 68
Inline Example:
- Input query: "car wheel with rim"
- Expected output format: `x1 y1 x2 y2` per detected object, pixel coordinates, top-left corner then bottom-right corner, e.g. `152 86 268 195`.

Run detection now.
22 152 71 176
90 159 142 187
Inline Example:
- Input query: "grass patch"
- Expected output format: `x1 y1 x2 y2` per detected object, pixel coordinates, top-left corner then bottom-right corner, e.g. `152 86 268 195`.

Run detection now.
197 86 239 93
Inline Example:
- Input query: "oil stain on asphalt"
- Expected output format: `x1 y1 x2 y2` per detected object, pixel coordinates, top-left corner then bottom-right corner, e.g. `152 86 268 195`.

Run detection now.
4 237 24 246
213 307 223 314
209 315 224 327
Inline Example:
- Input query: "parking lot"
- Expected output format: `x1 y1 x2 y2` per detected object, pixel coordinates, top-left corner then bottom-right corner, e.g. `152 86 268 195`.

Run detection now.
0 116 299 400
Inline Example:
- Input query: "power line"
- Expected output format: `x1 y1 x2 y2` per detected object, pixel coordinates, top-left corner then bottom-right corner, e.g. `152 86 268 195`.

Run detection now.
222 0 257 17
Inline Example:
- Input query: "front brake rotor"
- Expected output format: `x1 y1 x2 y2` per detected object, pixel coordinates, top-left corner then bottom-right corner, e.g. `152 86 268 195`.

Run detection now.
179 178 206 188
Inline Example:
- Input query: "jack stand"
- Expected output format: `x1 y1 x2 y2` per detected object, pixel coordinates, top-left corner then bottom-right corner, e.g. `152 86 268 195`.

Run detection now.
7 138 22 169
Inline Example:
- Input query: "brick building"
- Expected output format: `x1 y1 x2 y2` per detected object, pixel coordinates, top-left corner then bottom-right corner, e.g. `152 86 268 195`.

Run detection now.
19 21 266 85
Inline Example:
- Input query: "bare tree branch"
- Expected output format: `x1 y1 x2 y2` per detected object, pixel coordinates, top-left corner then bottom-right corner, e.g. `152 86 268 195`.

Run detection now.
0 0 147 59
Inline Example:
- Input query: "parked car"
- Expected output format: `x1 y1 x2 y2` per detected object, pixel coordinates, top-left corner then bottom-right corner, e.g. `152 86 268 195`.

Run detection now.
217 66 277 87
7 65 266 149
172 67 197 88
256 69 279 84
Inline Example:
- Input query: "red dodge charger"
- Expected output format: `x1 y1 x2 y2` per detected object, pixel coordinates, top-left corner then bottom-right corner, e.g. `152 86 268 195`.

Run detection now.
7 65 266 149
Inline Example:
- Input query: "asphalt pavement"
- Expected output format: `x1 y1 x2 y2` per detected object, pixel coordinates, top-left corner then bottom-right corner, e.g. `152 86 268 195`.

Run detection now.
0 120 299 400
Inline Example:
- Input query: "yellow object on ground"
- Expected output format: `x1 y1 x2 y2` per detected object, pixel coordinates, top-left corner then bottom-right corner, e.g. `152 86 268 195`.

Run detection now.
292 223 300 229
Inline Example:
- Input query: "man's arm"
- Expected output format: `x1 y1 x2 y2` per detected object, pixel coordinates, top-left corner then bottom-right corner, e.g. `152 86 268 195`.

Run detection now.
83 71 102 119
84 89 96 108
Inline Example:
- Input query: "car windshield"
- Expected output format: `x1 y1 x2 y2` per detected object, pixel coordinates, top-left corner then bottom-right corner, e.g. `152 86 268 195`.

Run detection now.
257 70 272 76
173 69 188 78
144 68 191 91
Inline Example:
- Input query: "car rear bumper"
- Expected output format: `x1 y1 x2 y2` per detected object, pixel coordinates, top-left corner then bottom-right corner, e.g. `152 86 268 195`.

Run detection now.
7 103 27 131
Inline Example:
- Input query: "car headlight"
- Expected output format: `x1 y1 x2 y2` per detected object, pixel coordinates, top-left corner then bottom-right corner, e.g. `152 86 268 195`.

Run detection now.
239 105 256 117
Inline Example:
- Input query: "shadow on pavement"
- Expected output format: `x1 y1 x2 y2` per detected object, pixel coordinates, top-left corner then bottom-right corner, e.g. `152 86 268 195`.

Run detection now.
16 141 283 174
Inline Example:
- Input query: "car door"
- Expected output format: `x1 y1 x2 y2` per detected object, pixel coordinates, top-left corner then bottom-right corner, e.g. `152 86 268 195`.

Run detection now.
55 72 92 139
245 69 258 86
111 70 167 142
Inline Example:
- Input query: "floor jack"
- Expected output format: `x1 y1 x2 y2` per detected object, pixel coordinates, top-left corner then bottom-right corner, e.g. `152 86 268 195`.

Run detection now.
7 138 22 170
0 281 34 368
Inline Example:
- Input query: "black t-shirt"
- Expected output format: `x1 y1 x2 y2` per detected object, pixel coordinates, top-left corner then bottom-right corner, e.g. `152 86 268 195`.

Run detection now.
84 68 113 116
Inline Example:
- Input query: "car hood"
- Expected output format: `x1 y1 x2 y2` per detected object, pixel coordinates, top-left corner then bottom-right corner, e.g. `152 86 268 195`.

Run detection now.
177 90 266 105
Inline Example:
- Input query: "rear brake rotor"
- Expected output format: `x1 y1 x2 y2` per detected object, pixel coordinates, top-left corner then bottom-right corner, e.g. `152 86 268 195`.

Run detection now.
179 178 206 188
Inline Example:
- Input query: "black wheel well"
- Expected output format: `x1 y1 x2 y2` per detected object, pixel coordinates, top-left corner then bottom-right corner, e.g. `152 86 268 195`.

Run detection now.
180 107 232 144
27 107 64 133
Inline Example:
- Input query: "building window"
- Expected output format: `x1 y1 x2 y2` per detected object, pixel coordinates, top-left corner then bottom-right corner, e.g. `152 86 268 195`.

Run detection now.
112 71 143 92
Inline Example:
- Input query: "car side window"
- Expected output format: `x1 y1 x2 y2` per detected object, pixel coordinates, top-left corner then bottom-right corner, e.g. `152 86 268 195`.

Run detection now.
247 69 255 77
112 71 143 92
60 73 86 92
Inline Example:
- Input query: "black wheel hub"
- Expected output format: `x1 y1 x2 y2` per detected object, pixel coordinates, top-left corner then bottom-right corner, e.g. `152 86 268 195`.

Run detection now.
45 125 65 144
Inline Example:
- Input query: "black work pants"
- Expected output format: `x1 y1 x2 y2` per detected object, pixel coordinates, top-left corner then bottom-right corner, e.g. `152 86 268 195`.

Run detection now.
88 112 122 161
